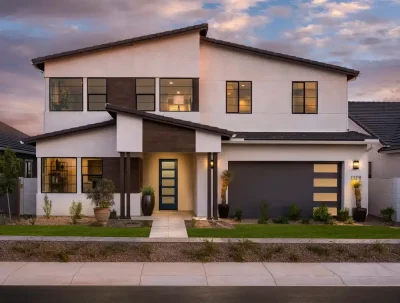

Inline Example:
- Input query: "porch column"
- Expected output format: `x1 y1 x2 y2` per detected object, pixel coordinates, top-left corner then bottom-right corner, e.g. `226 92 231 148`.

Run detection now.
126 152 131 219
120 152 125 218
207 153 212 220
212 152 218 220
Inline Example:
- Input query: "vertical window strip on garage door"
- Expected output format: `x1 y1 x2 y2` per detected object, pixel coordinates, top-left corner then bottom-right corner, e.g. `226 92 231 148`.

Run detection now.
313 164 340 216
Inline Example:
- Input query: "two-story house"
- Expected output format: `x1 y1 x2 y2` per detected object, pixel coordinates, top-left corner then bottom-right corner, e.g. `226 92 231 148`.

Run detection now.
25 23 377 219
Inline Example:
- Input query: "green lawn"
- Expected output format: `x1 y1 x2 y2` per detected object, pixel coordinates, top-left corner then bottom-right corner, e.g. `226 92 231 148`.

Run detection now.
0 226 151 237
187 224 400 239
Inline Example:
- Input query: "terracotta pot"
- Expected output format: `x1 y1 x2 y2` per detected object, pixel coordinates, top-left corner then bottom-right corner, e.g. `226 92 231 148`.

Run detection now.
94 208 110 226
141 194 155 216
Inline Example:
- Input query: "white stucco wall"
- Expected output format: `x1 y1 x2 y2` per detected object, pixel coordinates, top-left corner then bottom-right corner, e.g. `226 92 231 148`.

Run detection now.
369 178 400 222
194 153 208 217
199 42 349 132
195 130 221 152
218 143 369 213
116 114 142 152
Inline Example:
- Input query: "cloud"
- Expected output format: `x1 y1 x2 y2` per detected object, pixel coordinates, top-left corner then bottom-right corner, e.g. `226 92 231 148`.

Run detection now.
284 24 325 38
265 5 292 18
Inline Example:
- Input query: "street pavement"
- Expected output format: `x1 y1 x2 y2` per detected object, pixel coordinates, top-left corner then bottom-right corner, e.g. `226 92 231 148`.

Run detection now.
1 262 400 286
0 286 400 303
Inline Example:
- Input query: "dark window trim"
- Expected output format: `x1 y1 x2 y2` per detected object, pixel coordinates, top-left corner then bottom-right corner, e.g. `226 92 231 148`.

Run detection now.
159 78 197 112
136 78 156 112
368 161 372 179
87 78 107 112
81 157 103 193
49 77 84 112
41 157 78 193
226 81 252 114
25 159 33 178
292 81 318 114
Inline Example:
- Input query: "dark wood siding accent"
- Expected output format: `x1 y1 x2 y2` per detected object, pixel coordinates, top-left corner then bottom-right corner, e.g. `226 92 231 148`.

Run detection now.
103 157 141 193
107 78 136 109
192 78 199 112
142 120 195 152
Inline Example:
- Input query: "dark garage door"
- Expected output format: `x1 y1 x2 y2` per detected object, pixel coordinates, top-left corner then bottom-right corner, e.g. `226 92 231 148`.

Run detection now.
228 162 340 218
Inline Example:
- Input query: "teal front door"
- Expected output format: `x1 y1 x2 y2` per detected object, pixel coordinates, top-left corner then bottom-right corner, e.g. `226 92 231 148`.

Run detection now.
159 159 178 210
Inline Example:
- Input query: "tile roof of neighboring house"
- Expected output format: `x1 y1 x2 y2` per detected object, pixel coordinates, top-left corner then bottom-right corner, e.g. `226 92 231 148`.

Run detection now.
24 120 116 146
31 23 209 71
0 121 36 154
235 131 374 141
349 101 400 151
31 23 359 79
200 37 359 80
105 104 234 137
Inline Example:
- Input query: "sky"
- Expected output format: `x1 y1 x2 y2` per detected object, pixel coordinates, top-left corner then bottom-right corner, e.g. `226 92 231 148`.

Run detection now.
1 0 400 135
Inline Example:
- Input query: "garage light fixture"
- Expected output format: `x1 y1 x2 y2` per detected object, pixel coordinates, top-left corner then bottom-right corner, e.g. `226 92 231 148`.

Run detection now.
210 159 214 169
353 160 360 170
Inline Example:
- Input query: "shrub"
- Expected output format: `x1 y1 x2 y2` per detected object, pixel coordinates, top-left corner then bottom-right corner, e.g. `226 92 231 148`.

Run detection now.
141 185 155 196
288 253 300 262
109 209 117 219
57 251 70 263
29 216 36 226
313 205 331 222
344 218 355 225
272 216 289 224
338 208 350 222
233 209 243 221
301 218 310 224
325 217 335 225
69 201 83 224
0 214 9 225
42 194 52 219
86 178 115 208
372 242 385 253
307 245 330 256
289 203 302 220
258 201 269 224
380 207 395 222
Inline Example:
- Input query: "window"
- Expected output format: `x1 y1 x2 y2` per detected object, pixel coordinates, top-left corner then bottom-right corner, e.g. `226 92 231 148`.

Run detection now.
368 162 372 178
292 81 318 114
88 78 107 111
82 158 103 192
50 78 83 111
160 79 193 112
226 81 252 113
136 78 155 111
41 158 77 193
25 160 33 178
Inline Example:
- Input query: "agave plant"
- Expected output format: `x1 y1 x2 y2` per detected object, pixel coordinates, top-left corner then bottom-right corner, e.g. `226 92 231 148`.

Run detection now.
351 179 362 208
220 170 233 205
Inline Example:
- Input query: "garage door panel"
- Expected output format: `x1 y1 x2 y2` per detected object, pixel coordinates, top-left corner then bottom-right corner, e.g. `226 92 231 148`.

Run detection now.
228 162 315 218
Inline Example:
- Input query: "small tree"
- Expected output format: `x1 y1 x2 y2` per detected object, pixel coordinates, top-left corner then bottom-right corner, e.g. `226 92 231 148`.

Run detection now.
43 194 52 219
85 178 115 209
220 170 233 204
0 148 21 220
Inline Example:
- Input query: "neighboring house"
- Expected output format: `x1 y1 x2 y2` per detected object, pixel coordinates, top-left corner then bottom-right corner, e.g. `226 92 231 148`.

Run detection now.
349 101 400 222
0 121 36 215
25 23 377 219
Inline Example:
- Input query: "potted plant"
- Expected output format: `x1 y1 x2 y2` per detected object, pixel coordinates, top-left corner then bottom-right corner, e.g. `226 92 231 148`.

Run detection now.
141 186 155 216
351 179 367 222
85 178 115 226
219 170 233 218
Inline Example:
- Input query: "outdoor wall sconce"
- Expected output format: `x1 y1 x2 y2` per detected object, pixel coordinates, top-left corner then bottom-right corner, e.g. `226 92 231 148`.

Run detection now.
210 159 214 168
353 160 360 170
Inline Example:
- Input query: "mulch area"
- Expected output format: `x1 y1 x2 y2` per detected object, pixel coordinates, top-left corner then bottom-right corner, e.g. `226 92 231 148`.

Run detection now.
1 241 400 263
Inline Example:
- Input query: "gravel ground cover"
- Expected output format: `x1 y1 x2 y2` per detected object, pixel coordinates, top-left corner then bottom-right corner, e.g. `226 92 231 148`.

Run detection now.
1 241 400 263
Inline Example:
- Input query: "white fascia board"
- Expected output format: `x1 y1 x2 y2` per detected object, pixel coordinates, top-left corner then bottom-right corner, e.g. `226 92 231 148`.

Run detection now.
223 139 380 145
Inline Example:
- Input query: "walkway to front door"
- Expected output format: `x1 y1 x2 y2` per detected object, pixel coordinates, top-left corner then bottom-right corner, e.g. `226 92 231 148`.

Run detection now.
149 211 192 238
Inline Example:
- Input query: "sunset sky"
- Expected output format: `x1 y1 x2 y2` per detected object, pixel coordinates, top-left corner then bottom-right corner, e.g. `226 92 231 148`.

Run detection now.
1 0 399 135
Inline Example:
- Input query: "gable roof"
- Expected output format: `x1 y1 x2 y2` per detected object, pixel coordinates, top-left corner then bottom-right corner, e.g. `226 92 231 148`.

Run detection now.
235 131 374 141
105 104 233 138
349 101 400 151
0 121 35 154
31 23 209 71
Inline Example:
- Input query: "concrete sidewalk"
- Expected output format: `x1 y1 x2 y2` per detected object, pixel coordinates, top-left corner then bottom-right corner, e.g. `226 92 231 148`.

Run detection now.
1 262 400 286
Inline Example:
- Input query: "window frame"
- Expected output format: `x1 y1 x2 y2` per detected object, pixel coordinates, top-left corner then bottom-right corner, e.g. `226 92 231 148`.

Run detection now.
49 78 83 112
225 81 252 114
159 78 194 112
136 78 156 112
24 160 33 178
368 161 372 179
87 78 107 112
41 157 78 193
81 157 103 193
292 81 318 114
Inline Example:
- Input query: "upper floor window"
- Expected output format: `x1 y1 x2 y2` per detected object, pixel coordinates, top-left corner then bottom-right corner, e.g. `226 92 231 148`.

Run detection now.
292 81 318 114
50 78 83 111
88 78 107 111
82 158 103 192
226 81 252 113
136 78 155 111
41 158 77 193
160 79 192 112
